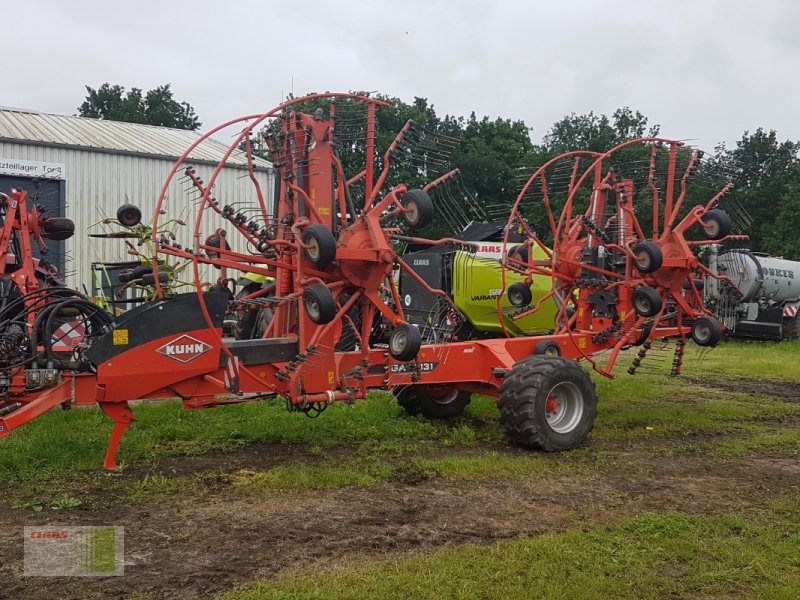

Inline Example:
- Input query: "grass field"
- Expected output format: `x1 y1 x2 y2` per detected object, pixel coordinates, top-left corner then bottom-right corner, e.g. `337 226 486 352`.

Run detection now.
1 340 799 599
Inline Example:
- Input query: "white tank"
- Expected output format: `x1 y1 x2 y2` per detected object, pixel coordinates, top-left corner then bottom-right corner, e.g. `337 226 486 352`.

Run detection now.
717 250 800 304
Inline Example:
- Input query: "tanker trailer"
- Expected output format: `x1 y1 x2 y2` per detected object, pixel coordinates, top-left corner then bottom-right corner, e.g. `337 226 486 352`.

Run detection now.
705 245 800 340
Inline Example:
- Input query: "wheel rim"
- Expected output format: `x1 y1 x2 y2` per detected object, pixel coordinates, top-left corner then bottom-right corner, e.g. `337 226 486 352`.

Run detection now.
428 385 459 405
694 322 710 343
544 346 559 357
509 289 522 305
705 219 720 237
544 381 584 434
305 298 320 321
634 295 652 315
405 202 419 225
306 238 320 262
391 329 407 354
636 251 651 270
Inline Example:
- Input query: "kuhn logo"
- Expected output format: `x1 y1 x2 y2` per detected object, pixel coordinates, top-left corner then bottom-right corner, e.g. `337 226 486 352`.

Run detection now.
156 335 211 363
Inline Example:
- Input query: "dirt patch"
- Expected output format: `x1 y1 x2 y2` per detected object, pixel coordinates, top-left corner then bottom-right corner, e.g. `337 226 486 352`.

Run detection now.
685 376 800 403
0 450 798 600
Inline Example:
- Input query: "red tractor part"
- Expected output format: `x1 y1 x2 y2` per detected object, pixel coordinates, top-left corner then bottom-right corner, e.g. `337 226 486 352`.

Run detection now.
0 94 747 468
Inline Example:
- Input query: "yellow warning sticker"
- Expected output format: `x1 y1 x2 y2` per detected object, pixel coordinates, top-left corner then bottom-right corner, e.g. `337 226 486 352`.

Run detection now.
578 337 587 349
328 371 335 384
112 329 129 345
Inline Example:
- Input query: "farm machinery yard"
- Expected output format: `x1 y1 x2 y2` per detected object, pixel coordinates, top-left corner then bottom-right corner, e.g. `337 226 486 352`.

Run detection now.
1 93 799 600
0 93 749 468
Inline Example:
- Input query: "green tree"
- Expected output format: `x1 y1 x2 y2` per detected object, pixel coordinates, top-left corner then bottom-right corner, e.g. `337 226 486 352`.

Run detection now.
78 83 201 130
542 107 659 153
455 113 537 206
710 129 800 252
762 176 800 258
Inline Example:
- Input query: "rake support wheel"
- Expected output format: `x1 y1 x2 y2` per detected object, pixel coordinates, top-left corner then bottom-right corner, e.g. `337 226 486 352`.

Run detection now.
302 224 337 269
632 241 663 273
702 209 733 240
691 316 722 347
499 356 597 451
389 323 422 361
632 286 663 318
401 189 434 229
303 284 337 324
507 282 533 307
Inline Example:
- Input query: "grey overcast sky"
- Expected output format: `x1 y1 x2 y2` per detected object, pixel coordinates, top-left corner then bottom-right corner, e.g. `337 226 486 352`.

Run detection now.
4 0 798 149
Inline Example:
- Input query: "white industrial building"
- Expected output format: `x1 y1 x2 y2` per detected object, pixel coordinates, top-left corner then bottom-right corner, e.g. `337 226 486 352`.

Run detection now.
0 107 274 294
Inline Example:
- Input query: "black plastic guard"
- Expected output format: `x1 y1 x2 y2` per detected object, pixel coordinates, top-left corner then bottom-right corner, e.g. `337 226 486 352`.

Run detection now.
85 293 228 365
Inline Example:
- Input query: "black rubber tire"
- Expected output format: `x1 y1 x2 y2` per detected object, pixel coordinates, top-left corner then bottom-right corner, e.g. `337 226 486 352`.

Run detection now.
140 272 169 286
682 278 705 291
396 385 471 419
401 189 434 229
302 224 337 269
702 209 733 240
40 217 75 241
498 356 598 451
632 241 663 273
510 245 529 265
205 234 231 269
507 282 533 307
116 203 142 227
389 323 422 361
233 283 273 340
302 284 337 324
782 315 800 340
692 316 722 347
632 286 663 317
534 340 561 357
118 265 153 283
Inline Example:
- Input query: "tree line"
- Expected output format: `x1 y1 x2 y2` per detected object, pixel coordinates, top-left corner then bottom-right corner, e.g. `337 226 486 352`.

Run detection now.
79 84 800 258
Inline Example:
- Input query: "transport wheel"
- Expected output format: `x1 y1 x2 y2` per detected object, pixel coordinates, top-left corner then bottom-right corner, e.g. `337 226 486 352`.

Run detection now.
534 340 561 357
389 323 422 361
396 384 471 418
701 209 733 239
691 316 722 347
233 283 273 340
401 189 434 229
116 203 142 227
498 356 598 451
507 282 533 307
40 217 75 241
303 284 337 324
632 241 663 273
302 224 337 269
632 286 663 317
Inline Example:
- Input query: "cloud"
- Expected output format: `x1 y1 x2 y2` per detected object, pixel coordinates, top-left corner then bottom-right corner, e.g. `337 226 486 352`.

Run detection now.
5 0 799 149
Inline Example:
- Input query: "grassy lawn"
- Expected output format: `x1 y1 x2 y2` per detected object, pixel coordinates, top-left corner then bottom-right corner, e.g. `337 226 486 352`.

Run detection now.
221 497 800 600
1 340 797 499
2 340 798 599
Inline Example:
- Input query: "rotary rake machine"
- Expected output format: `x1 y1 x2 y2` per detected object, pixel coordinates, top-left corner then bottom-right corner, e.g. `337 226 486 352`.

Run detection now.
0 93 745 469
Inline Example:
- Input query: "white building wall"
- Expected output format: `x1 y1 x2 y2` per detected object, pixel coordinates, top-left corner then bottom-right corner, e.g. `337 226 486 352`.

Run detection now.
0 141 274 292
